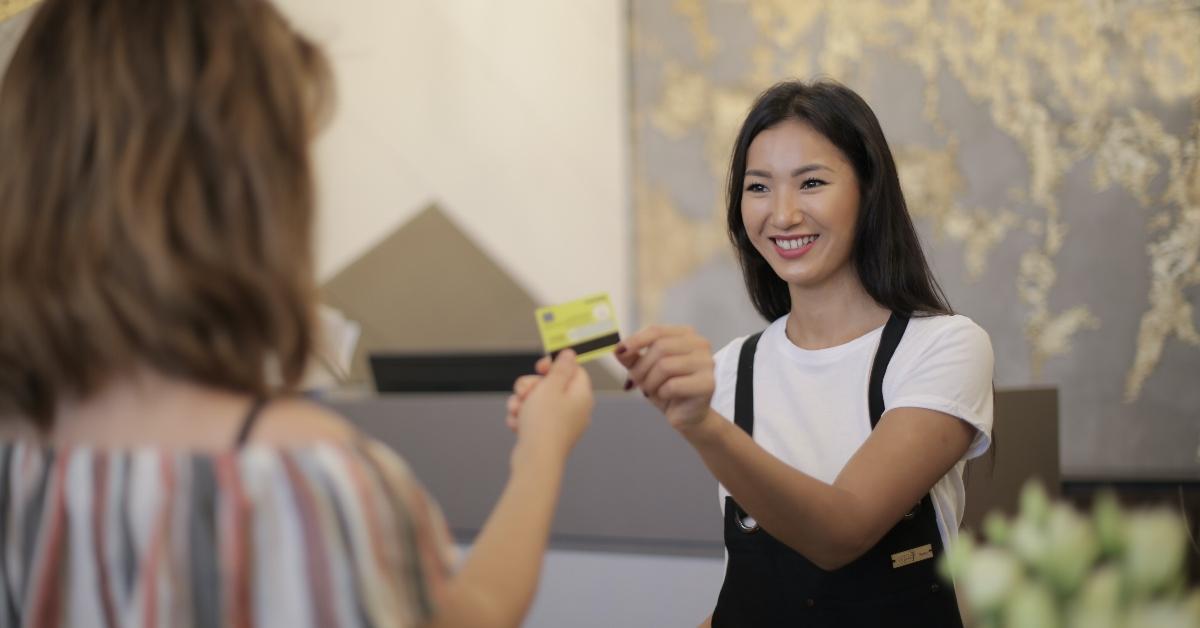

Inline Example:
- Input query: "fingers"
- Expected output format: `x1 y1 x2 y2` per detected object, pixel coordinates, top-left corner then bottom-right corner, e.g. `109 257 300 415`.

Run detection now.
513 375 541 400
507 352 581 434
649 371 714 401
626 333 711 386
507 374 542 430
614 325 690 369
638 352 712 397
541 349 579 389
619 326 700 372
505 395 520 433
565 361 593 399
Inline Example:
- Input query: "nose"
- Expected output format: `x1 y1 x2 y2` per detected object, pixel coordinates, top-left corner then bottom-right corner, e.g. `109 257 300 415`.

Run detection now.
769 188 803 229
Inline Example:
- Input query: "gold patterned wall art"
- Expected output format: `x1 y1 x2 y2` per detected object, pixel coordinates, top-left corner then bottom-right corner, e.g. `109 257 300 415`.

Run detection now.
0 1 35 72
631 0 1200 475
0 0 38 23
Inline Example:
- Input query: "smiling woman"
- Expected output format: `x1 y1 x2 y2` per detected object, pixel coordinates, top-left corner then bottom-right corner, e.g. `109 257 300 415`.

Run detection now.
727 81 951 325
739 119 863 295
605 80 994 627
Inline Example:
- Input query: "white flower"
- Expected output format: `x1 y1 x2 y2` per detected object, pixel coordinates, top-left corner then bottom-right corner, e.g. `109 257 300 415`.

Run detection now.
984 511 1012 545
1067 567 1123 628
1068 607 1123 628
1019 481 1052 526
1003 582 1058 628
1010 513 1050 568
1126 600 1200 628
1077 565 1122 612
954 482 1199 628
1041 504 1100 594
1122 509 1188 599
940 532 975 583
1185 591 1200 619
961 547 1024 614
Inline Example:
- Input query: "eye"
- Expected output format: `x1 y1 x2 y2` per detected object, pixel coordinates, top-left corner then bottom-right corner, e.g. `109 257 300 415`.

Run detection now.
800 178 827 190
745 182 768 193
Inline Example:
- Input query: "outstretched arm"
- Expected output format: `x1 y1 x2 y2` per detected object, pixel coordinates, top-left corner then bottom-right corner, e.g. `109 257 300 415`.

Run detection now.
680 404 973 569
426 350 592 628
618 325 979 570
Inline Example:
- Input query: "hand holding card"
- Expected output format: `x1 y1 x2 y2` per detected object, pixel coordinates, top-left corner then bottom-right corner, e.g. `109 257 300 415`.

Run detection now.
506 293 619 431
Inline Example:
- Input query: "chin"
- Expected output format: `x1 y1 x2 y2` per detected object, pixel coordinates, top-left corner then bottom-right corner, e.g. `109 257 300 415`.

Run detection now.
774 263 843 290
770 269 819 288
766 259 818 282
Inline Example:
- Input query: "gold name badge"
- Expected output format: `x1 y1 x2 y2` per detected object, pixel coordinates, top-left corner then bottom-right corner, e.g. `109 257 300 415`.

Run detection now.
891 544 934 569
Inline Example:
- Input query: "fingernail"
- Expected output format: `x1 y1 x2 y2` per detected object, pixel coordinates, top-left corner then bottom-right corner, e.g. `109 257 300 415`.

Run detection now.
615 344 627 355
623 379 633 391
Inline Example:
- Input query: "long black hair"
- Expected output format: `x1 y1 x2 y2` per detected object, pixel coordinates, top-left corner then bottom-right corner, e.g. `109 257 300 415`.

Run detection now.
726 79 951 320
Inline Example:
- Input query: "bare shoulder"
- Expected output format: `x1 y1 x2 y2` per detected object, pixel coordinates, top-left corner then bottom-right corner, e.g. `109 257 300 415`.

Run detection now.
247 397 360 447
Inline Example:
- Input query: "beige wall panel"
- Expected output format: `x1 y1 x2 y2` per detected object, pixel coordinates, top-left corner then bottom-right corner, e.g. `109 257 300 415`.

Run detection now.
322 205 621 388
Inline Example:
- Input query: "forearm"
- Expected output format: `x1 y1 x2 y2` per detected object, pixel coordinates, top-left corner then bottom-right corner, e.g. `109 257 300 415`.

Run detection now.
427 451 565 628
680 411 871 569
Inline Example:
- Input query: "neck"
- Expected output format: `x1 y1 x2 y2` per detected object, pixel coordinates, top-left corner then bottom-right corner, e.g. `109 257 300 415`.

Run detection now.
784 267 890 349
48 368 254 449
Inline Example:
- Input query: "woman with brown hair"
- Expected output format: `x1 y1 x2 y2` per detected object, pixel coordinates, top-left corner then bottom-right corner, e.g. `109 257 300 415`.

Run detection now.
0 1 590 626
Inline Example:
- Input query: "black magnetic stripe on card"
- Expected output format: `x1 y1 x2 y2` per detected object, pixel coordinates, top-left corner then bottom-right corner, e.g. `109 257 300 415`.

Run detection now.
550 332 621 359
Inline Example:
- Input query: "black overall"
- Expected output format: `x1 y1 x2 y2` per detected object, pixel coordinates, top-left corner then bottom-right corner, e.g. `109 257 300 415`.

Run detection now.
711 314 963 628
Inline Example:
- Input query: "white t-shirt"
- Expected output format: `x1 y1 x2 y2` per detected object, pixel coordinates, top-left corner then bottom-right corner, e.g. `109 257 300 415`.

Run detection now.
711 313 994 551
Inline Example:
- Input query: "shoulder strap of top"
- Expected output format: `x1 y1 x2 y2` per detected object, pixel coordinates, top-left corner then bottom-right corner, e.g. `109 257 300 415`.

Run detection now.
234 397 269 448
868 313 910 429
735 313 909 436
733 332 763 436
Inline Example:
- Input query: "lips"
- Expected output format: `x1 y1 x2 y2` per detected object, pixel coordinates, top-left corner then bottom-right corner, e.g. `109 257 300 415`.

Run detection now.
770 234 819 258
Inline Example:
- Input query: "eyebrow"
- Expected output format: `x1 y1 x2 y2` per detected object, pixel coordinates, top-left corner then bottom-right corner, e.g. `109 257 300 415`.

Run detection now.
744 164 833 178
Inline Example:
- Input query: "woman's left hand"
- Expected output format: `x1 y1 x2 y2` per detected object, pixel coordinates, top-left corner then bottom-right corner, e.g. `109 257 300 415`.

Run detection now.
615 325 715 431
505 363 551 433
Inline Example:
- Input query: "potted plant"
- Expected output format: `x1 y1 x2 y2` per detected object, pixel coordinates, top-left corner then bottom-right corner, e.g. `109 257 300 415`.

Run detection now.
942 482 1200 628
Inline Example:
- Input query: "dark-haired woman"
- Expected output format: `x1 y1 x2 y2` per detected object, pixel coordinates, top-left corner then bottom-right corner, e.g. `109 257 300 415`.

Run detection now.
616 81 992 627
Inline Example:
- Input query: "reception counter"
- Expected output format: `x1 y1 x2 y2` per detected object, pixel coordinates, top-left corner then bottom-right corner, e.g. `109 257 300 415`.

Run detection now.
325 387 1068 557
325 392 725 557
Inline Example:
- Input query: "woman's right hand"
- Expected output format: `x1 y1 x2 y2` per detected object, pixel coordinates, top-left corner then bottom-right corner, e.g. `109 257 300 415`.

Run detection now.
507 350 593 470
615 325 715 432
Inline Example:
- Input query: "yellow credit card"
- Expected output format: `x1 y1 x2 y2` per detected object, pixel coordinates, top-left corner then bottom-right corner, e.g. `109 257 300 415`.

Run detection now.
535 292 621 364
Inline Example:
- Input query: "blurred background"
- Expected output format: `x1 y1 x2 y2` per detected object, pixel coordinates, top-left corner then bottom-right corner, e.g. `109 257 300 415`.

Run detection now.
629 0 1200 480
2 1 1197 625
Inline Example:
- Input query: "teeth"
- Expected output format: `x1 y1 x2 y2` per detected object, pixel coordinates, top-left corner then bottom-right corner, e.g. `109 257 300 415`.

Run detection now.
776 235 818 250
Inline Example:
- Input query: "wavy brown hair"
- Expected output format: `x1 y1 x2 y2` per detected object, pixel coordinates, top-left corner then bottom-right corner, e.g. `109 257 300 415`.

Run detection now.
0 0 332 429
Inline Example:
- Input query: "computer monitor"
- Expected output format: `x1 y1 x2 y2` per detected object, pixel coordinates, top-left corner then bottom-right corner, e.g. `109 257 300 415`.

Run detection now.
369 351 545 392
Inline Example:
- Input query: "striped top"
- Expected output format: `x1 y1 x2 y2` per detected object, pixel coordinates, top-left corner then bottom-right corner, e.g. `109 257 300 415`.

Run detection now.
0 439 457 628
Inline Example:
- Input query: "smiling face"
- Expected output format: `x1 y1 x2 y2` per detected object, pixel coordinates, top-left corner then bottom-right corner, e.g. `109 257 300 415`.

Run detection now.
740 118 862 293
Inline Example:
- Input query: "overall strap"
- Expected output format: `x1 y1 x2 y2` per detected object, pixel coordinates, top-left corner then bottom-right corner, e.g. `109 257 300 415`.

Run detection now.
234 398 269 448
868 313 910 429
733 332 763 436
